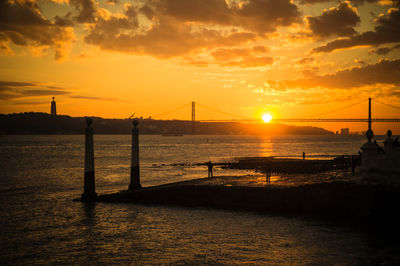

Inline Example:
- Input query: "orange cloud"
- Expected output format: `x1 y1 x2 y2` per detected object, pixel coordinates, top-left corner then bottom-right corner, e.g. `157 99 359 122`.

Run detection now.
210 46 273 67
85 13 257 58
0 0 75 60
83 0 300 62
221 56 274 67
268 59 400 90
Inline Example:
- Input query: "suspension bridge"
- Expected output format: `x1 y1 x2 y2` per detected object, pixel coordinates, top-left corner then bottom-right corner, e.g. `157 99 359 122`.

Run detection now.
150 98 400 124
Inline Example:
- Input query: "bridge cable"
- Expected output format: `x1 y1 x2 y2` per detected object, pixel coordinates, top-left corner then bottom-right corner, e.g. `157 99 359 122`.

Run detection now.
196 102 252 120
373 99 400 111
303 99 366 119
152 103 190 118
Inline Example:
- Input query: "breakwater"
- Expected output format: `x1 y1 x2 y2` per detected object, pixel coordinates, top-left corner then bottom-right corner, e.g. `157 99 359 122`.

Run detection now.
96 176 400 222
216 156 357 174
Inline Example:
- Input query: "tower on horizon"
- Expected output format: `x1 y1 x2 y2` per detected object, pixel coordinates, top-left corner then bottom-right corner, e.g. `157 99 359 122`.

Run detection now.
51 97 57 116
191 101 195 133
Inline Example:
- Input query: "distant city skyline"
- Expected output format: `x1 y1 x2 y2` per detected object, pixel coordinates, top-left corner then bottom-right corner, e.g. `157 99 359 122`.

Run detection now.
1 0 400 133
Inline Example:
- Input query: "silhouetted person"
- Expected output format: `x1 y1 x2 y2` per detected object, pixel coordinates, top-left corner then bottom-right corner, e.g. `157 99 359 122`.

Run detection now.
265 166 271 184
207 161 213 178
336 155 345 169
302 152 305 160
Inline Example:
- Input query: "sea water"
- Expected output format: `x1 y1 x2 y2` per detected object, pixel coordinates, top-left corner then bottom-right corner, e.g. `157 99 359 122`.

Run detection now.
0 134 393 264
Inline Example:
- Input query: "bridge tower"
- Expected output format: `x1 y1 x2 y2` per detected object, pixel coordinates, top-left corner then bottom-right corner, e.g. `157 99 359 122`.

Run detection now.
361 97 379 170
192 101 195 133
366 97 373 143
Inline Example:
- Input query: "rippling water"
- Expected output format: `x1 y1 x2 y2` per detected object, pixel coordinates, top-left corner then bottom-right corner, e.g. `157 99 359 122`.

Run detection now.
0 134 392 264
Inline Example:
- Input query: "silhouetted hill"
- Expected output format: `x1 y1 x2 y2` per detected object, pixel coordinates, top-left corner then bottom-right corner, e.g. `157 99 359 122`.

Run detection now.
0 112 333 135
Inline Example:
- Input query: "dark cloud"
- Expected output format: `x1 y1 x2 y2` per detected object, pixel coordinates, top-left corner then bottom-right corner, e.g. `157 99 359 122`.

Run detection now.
88 3 139 34
22 89 70 96
84 0 300 59
13 100 50 105
0 90 18 100
369 44 400 55
70 0 97 23
0 80 128 102
306 2 360 38
0 0 74 60
372 46 391 55
274 59 400 89
313 7 400 53
54 13 75 27
142 0 301 34
0 80 70 100
234 0 301 33
0 81 36 87
157 0 233 25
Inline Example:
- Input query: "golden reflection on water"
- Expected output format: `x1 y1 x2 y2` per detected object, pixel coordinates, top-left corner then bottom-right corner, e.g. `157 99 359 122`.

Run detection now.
67 202 371 264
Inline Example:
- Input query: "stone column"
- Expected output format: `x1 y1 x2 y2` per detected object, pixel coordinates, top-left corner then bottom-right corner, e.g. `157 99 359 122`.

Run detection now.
129 118 141 190
82 117 97 200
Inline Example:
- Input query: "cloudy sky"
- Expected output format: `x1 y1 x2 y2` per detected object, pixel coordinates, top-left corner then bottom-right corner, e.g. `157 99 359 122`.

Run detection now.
1 0 400 131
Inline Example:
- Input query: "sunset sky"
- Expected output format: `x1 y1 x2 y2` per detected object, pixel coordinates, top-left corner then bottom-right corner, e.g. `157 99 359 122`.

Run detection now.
1 0 400 132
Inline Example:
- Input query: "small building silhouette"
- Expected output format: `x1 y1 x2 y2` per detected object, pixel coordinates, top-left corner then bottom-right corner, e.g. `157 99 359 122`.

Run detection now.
51 97 57 116
340 128 350 135
361 130 400 175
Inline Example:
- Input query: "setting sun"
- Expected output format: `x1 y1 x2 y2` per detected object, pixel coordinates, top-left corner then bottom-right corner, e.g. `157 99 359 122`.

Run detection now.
262 114 272 123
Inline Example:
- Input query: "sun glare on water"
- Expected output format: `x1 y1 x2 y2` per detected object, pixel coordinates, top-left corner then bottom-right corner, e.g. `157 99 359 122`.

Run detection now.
262 114 272 123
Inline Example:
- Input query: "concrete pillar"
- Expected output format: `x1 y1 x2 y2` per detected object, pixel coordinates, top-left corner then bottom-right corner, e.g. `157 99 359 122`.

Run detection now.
129 118 141 190
82 117 97 201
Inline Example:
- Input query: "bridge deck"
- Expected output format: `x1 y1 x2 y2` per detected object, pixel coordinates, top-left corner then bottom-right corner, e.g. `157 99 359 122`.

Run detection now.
198 118 400 122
